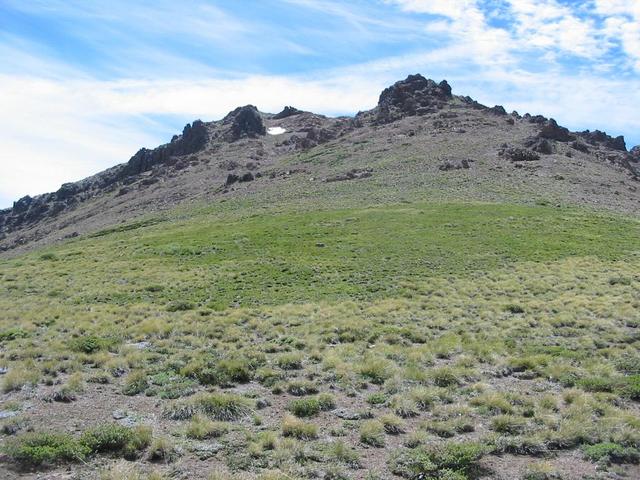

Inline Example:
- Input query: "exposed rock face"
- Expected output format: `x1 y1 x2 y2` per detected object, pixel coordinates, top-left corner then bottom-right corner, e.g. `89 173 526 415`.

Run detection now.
273 106 304 119
123 120 207 177
225 105 266 140
376 74 452 123
539 119 574 142
631 146 640 162
579 130 627 152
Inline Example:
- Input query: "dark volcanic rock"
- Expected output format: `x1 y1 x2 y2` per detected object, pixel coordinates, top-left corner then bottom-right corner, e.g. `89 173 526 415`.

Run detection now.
571 141 590 153
630 146 640 162
579 130 627 151
526 138 555 155
226 105 266 140
376 74 452 123
539 119 573 142
439 159 471 171
488 105 507 116
273 106 304 119
500 145 540 162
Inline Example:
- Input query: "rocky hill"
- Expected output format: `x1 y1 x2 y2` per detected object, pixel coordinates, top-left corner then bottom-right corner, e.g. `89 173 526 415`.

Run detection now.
1 74 638 254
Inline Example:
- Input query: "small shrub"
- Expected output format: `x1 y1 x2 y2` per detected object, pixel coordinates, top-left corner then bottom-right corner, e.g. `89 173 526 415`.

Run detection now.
583 442 640 464
366 392 387 405
360 420 385 447
166 300 195 312
81 424 151 459
389 441 487 479
4 432 89 466
282 415 318 440
71 335 106 354
216 358 253 384
505 304 525 314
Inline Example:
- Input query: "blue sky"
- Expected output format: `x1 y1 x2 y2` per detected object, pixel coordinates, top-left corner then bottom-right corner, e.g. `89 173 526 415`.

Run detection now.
1 0 639 208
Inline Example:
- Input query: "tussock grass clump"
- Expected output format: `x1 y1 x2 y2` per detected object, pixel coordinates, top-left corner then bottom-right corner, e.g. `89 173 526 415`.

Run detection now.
147 436 179 462
380 414 406 434
490 415 527 435
276 352 304 370
281 414 318 440
360 420 385 447
164 392 252 421
185 415 229 439
2 367 40 393
286 380 318 396
122 371 149 396
358 357 393 384
287 393 335 417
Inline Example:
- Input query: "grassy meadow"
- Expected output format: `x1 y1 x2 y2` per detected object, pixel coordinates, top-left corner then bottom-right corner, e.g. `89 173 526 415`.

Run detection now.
0 201 639 479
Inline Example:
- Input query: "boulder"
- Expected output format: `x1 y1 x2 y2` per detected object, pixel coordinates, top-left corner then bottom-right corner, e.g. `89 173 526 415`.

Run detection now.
630 146 640 162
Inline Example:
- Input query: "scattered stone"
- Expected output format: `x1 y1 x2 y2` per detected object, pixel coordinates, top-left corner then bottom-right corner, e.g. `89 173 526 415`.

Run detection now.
0 367 8 375
256 398 271 409
126 341 151 350
190 441 224 460
315 242 326 248
112 410 128 420
0 410 18 420
333 408 360 420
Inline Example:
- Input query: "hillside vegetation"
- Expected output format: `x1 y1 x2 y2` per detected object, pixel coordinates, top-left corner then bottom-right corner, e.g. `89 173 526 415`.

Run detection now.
1 199 639 479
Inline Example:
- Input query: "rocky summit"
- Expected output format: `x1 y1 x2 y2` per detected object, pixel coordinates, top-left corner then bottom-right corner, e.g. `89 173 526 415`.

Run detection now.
0 73 638 254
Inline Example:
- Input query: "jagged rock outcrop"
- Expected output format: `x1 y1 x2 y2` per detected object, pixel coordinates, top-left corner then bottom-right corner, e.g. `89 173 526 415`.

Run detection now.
630 146 640 162
375 74 452 123
539 119 574 142
225 105 266 140
500 145 540 162
273 106 304 119
579 130 626 152
123 120 207 177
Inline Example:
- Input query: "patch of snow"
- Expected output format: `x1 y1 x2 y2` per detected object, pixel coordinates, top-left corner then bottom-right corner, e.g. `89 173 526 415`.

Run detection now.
267 127 287 135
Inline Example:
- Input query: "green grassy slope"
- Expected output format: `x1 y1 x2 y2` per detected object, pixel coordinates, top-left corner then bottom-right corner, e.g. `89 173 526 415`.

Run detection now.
0 201 639 479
